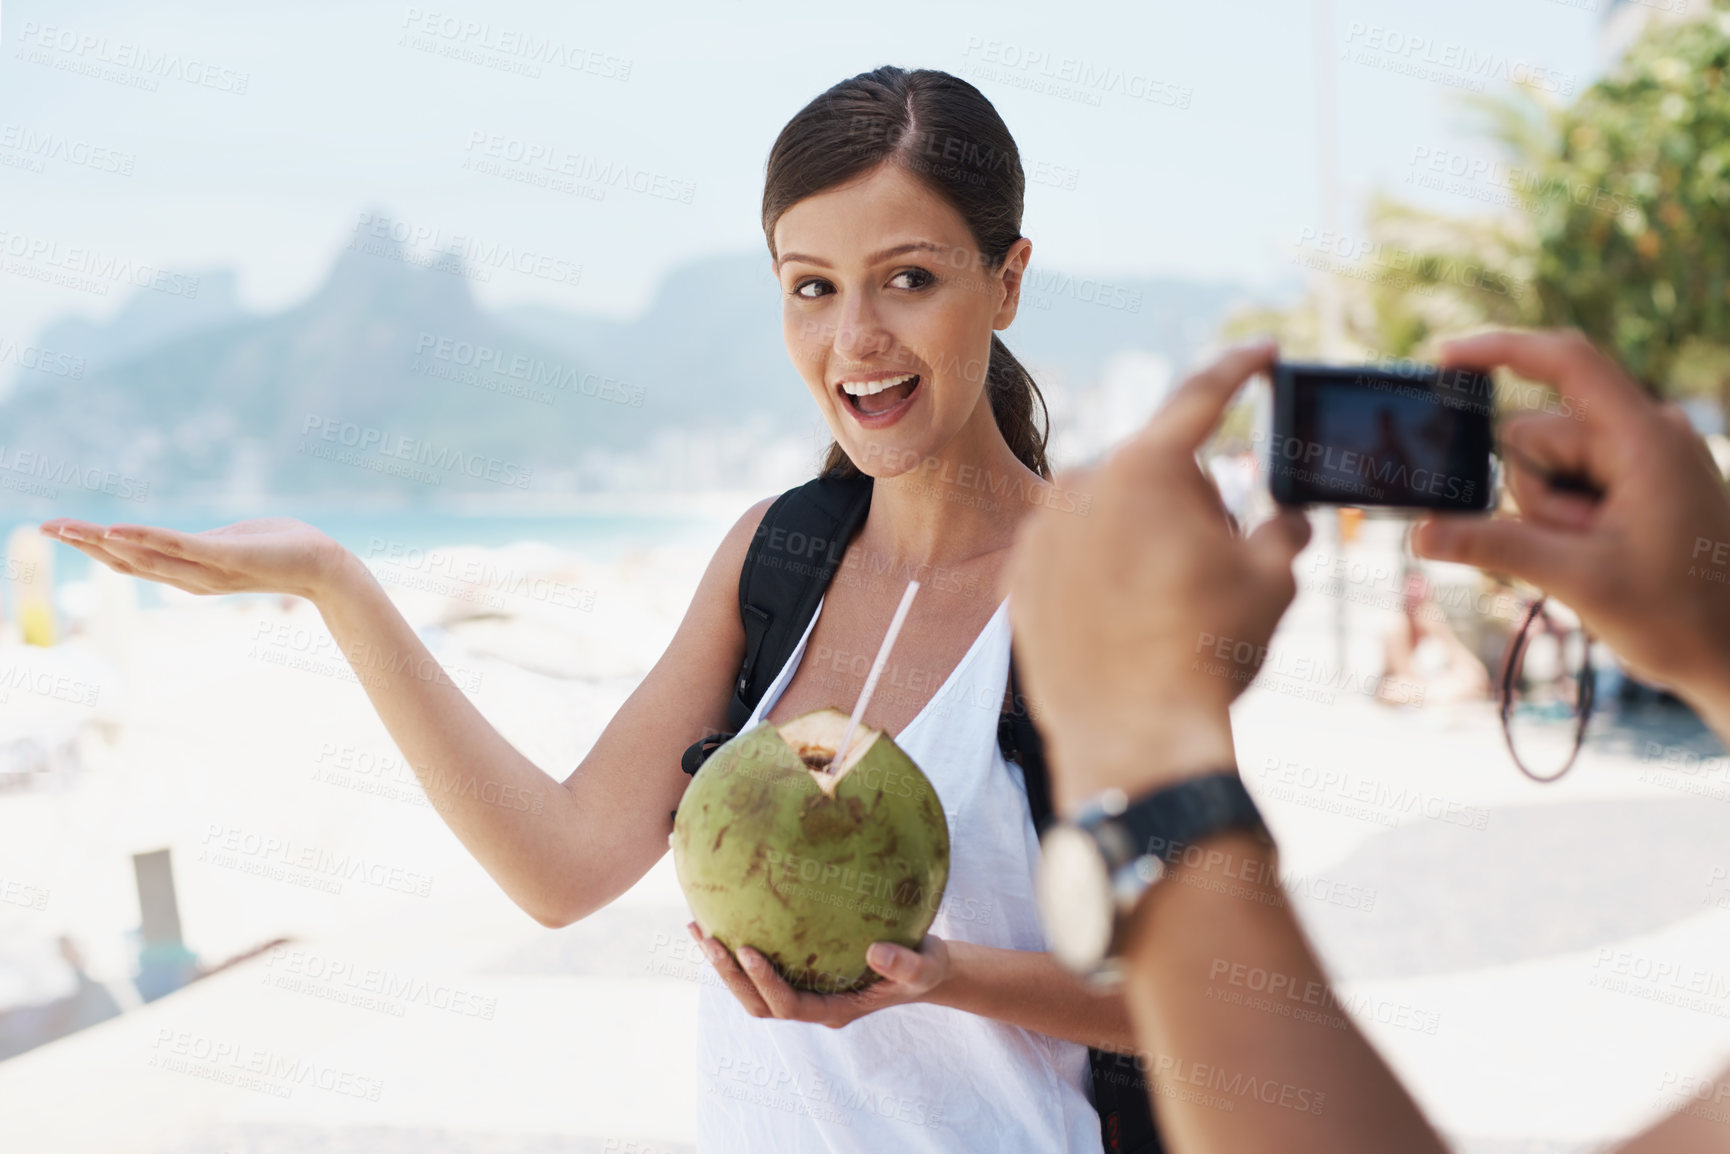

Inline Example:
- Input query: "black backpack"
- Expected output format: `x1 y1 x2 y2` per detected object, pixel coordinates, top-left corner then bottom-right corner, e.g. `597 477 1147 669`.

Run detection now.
679 472 1165 1154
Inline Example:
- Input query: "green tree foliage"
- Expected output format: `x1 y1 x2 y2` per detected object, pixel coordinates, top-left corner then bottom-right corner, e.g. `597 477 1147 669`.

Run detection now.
1241 5 1730 406
1532 6 1730 394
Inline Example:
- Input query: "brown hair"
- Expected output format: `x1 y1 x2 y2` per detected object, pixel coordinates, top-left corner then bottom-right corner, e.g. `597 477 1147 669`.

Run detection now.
761 65 1051 480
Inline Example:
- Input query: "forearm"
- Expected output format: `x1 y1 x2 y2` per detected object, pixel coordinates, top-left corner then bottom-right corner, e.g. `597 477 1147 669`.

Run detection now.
925 940 1137 1052
1122 832 1445 1154
312 547 583 924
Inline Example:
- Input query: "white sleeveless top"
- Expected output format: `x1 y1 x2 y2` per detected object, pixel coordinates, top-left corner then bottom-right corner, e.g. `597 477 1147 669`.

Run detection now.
695 595 1103 1153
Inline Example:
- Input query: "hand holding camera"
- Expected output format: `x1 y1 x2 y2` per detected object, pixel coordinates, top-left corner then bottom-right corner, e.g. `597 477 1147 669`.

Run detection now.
1411 329 1730 730
1007 341 1312 813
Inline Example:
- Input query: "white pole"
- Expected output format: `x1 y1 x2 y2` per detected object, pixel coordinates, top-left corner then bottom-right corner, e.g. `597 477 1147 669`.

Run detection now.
1313 0 1351 675
1313 0 1345 360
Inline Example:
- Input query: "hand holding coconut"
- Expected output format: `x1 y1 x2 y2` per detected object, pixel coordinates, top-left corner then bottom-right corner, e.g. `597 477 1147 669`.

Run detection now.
688 919 949 1027
1006 341 1312 812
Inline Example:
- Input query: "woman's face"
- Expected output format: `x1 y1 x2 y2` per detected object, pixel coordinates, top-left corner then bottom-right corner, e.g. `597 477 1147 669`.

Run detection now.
772 162 1029 478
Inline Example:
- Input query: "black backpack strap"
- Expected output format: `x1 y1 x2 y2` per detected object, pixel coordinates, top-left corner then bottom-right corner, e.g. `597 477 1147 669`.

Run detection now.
1000 653 1057 832
1000 649 1166 1154
681 472 874 775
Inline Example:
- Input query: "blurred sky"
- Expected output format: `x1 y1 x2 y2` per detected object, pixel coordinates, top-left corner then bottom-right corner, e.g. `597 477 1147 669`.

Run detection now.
0 0 1604 344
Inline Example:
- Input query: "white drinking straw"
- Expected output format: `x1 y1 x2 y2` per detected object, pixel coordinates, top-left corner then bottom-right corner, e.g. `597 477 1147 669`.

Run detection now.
833 579 921 767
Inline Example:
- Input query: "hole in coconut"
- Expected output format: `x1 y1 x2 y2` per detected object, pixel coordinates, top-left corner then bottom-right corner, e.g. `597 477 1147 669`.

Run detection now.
777 709 878 795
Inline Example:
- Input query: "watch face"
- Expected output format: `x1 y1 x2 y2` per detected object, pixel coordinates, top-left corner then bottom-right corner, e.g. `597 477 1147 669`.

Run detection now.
1037 825 1115 974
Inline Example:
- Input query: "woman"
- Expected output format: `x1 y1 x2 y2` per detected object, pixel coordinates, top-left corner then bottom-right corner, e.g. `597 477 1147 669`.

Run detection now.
1376 568 1490 710
42 66 1133 1151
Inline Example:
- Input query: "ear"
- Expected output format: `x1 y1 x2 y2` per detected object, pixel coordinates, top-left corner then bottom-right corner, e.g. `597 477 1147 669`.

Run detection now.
993 237 1032 331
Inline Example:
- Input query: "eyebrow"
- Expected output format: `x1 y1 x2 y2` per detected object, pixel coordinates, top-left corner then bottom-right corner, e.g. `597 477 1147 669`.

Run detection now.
776 240 954 270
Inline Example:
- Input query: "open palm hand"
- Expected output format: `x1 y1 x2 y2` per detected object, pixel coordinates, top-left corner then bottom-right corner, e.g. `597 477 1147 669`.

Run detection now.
39 517 345 602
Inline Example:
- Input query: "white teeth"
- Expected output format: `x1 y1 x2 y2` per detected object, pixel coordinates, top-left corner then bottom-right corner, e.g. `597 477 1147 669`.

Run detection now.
839 373 917 397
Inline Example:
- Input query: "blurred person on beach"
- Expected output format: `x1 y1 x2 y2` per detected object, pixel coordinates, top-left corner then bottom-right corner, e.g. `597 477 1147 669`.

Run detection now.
1375 566 1490 708
1008 327 1730 1152
41 66 1146 1153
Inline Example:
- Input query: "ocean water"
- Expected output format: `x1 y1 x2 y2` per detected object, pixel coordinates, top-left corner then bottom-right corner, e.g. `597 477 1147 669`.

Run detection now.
0 502 736 609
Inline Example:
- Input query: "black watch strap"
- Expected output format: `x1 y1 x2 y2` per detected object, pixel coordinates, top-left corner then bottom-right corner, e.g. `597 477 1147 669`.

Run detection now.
1087 771 1270 874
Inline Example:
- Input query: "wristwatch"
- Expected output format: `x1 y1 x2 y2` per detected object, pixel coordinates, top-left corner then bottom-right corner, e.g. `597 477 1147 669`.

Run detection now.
1036 771 1272 980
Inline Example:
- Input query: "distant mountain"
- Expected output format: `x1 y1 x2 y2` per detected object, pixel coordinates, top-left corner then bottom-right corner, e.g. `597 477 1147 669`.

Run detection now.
500 254 816 433
15 269 247 390
502 255 1258 470
0 218 1260 511
1007 273 1257 387
502 257 1253 428
1 226 686 509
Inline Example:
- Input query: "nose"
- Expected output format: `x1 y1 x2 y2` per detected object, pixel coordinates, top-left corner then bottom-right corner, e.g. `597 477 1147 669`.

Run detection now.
832 292 893 362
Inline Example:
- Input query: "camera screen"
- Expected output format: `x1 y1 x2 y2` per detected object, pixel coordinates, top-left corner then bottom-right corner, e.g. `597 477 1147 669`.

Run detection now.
1270 364 1493 509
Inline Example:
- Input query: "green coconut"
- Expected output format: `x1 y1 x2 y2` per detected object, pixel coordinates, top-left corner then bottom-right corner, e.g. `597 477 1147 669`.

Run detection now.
672 707 950 993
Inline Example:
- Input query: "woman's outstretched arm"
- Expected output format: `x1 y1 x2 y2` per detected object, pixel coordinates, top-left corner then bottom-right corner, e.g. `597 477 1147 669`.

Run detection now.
42 499 773 927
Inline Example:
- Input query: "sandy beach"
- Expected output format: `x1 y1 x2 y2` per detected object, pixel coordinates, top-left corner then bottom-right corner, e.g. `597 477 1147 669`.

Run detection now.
1 512 1728 1152
0 517 732 1153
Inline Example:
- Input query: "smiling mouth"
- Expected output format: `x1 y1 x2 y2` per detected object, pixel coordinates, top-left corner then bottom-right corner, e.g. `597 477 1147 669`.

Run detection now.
839 373 921 417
